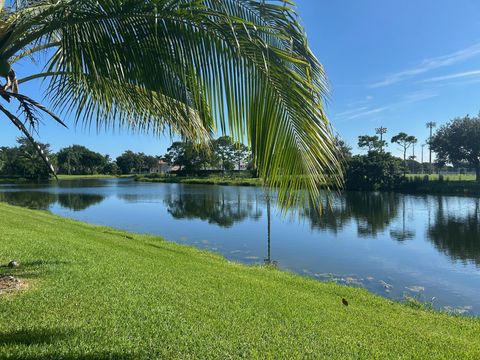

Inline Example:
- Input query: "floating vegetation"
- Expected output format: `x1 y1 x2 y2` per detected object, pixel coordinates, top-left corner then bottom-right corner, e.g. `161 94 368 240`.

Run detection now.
314 273 334 279
405 285 425 293
344 276 364 286
312 273 365 287
443 305 473 315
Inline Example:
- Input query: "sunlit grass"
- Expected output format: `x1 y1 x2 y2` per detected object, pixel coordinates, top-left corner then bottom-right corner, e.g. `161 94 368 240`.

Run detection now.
1 202 479 359
135 175 262 187
406 173 476 181
56 174 118 180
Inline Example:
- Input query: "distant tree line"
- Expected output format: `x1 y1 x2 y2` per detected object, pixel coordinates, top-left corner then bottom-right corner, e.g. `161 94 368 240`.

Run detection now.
3 115 478 186
0 136 252 180
0 138 53 181
342 114 480 189
164 136 251 175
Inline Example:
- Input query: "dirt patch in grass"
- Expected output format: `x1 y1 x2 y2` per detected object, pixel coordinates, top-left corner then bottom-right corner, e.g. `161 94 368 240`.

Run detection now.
0 276 25 295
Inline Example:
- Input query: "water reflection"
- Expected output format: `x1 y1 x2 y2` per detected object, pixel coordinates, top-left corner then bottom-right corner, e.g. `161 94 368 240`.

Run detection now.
428 197 480 267
57 194 105 211
157 189 480 267
0 191 105 211
264 195 277 266
303 192 402 237
389 197 415 242
162 187 263 228
0 191 58 210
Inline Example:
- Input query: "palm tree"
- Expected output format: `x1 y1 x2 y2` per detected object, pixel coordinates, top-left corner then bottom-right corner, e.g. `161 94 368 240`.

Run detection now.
0 0 342 209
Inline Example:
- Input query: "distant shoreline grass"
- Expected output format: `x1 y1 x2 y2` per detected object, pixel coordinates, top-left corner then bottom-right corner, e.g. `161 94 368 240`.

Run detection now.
400 175 480 196
136 174 480 197
56 174 120 180
3 173 480 197
406 173 477 182
135 175 263 187
0 174 134 183
1 202 479 358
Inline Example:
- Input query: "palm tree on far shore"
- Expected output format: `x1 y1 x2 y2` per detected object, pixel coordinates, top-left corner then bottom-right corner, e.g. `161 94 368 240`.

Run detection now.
0 0 342 209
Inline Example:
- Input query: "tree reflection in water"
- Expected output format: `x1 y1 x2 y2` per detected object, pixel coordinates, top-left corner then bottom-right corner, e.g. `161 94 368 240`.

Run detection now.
264 194 277 266
163 187 262 228
57 193 105 211
0 191 105 211
303 192 404 238
428 197 480 266
389 197 415 242
0 191 57 210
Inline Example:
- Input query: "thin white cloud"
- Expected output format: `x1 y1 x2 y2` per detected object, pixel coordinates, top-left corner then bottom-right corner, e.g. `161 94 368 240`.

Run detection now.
401 90 438 102
335 91 436 122
369 42 480 88
336 107 387 121
420 69 480 83
335 106 370 117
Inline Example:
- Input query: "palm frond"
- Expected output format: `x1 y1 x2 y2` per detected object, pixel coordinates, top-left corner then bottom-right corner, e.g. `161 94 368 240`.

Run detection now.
0 0 343 210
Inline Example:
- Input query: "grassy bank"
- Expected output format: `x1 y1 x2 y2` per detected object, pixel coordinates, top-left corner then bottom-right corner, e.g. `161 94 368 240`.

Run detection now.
0 174 134 183
0 203 479 358
137 174 480 197
56 174 119 180
406 174 476 181
400 176 480 196
135 175 263 187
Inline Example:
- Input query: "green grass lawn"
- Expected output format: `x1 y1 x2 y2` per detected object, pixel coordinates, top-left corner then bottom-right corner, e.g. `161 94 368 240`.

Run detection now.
56 174 136 180
406 173 476 181
1 203 479 359
0 174 131 183
135 175 263 187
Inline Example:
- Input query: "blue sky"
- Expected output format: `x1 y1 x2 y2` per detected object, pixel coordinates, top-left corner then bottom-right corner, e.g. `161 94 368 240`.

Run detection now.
2 0 480 158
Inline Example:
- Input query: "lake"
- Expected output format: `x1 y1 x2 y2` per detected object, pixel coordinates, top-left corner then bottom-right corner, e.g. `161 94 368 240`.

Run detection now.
1 178 479 315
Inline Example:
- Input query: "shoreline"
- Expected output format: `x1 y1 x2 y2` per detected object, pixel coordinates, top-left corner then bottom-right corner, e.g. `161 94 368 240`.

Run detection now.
135 175 480 197
0 202 479 358
135 175 262 187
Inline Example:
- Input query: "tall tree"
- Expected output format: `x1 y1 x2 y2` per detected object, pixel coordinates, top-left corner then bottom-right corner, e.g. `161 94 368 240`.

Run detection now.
391 132 417 175
430 116 480 182
232 143 250 171
57 145 107 175
213 136 235 172
0 0 342 209
358 135 385 153
165 141 209 174
116 151 138 175
375 126 388 152
335 137 352 160
0 137 53 180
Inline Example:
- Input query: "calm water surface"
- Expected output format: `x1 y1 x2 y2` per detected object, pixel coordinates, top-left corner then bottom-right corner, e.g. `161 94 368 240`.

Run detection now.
1 178 479 315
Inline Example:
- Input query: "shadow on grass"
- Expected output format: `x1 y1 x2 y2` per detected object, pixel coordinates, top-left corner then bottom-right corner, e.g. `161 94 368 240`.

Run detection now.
0 259 72 271
20 259 72 267
0 329 135 359
146 242 189 256
0 259 73 280
14 353 134 360
0 328 70 346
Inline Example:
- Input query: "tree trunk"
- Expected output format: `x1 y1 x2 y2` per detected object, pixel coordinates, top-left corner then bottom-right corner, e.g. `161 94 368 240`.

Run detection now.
476 166 480 183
